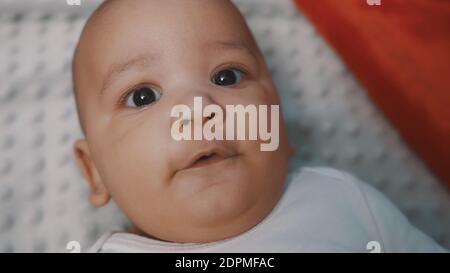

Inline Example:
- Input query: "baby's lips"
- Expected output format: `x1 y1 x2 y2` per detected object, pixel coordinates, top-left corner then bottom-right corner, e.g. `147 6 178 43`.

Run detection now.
181 145 237 171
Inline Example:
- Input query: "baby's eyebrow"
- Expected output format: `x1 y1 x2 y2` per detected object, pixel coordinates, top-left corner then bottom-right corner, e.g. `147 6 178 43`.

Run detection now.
205 39 257 59
101 53 160 96
100 39 256 96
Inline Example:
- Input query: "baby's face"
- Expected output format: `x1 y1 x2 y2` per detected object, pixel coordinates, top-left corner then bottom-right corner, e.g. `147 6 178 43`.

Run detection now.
73 0 291 243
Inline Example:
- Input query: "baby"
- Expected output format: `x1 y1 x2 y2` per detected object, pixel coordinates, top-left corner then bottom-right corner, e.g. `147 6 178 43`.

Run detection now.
72 0 446 252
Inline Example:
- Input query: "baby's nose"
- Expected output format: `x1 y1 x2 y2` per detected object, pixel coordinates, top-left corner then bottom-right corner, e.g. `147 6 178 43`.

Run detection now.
170 95 223 136
177 113 214 131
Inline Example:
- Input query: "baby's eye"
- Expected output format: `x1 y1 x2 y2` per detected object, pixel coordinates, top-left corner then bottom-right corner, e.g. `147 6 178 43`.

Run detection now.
124 85 161 108
211 68 244 87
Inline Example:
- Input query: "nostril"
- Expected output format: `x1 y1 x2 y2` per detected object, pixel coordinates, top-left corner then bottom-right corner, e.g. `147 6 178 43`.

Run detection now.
207 112 216 120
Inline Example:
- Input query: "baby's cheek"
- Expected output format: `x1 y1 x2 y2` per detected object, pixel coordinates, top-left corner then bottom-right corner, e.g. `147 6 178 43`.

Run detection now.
101 145 169 213
239 84 278 107
96 129 169 190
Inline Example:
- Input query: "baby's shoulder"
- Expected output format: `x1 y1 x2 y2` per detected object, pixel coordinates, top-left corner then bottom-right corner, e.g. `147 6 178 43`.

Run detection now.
272 167 386 250
285 166 394 222
286 166 399 219
284 166 396 234
285 166 371 205
281 166 446 252
290 166 363 187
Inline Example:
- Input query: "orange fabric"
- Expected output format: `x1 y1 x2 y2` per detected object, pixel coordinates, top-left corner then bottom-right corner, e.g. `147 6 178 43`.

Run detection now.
293 0 450 187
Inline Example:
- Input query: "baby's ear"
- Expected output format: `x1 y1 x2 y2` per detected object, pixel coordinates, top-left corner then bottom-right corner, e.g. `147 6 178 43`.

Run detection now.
73 139 110 208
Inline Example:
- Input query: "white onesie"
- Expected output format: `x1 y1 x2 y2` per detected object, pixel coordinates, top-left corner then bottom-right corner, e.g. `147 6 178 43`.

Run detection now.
88 167 447 253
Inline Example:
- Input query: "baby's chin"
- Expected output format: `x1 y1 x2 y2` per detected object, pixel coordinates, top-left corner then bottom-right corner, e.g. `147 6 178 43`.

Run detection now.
173 158 258 224
158 162 283 243
153 192 277 244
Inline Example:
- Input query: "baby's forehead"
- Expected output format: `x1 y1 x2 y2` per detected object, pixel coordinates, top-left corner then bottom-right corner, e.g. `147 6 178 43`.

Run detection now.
76 1 256 86
84 0 250 41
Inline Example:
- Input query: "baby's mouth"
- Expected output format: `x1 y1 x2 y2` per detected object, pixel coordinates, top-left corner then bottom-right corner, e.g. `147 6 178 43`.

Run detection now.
182 147 238 171
190 153 225 169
